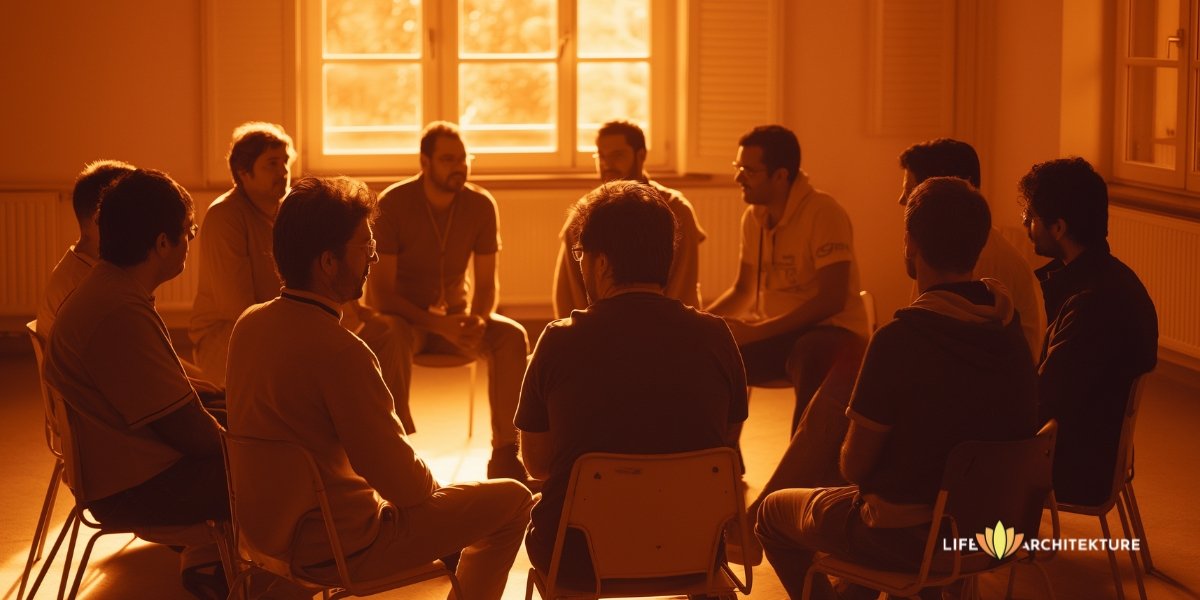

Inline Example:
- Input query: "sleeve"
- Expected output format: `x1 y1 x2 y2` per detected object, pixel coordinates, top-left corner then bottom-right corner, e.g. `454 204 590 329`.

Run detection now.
739 207 757 268
85 304 196 428
844 324 903 432
1036 292 1111 422
199 204 258 321
374 188 403 255
716 319 749 423
515 324 558 433
474 190 501 255
810 202 855 270
324 339 437 508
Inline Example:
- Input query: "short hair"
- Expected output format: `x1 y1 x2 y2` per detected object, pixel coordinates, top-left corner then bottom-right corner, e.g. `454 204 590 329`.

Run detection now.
739 125 801 183
273 176 377 289
905 177 991 273
98 169 193 267
72 159 136 223
596 120 647 152
1018 157 1108 248
419 121 463 156
568 181 676 287
227 121 294 189
898 138 981 188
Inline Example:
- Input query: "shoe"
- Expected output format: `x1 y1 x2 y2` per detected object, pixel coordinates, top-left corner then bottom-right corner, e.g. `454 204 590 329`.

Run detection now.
487 443 543 492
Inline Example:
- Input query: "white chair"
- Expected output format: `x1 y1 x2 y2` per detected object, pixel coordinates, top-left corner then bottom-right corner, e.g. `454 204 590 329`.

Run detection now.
221 432 462 599
526 447 751 599
1056 374 1154 600
803 420 1061 599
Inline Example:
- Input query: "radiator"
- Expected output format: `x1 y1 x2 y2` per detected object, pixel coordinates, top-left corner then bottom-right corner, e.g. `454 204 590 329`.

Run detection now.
0 192 63 317
1109 206 1200 360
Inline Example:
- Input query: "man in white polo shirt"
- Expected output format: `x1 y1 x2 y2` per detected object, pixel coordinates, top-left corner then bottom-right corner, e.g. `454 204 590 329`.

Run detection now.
708 125 869 444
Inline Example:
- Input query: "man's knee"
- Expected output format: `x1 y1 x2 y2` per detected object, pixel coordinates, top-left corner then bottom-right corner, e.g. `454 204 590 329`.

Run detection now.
483 315 529 354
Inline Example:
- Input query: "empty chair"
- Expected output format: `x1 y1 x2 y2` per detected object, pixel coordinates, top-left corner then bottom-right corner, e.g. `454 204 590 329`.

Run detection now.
526 447 751 600
802 420 1060 599
221 432 462 599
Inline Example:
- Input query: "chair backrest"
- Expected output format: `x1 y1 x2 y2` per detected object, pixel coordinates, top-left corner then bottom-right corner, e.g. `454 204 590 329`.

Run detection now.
940 420 1058 552
25 320 63 459
220 433 351 584
859 290 877 334
1113 373 1150 494
41 382 83 496
557 448 741 583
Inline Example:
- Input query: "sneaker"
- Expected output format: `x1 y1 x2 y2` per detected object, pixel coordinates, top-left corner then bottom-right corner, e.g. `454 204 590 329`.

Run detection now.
487 443 543 492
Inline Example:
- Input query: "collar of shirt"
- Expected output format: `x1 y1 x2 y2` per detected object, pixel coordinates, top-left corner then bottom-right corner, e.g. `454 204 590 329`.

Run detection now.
1035 245 1113 320
752 169 814 230
279 287 343 320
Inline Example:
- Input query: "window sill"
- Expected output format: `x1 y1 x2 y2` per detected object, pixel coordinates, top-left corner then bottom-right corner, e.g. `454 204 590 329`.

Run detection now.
355 171 729 192
1108 181 1200 222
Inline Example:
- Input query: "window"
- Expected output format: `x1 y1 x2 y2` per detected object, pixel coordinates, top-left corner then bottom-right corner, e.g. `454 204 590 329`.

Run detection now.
1115 0 1200 192
302 0 672 174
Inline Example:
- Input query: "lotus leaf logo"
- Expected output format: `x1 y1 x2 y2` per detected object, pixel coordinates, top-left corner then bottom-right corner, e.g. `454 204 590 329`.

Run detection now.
977 520 1023 559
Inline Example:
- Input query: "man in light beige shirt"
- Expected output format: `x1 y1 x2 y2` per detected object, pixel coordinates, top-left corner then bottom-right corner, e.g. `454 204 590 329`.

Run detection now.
227 176 531 600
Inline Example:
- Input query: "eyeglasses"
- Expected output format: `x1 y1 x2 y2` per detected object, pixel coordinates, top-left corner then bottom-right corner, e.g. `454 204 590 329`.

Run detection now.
571 246 584 261
1021 208 1037 227
435 154 475 167
593 150 631 165
186 223 198 240
353 239 377 258
732 162 768 176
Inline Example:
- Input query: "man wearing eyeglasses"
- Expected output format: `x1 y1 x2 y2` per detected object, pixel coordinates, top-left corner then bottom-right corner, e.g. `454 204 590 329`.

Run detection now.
709 125 869 443
366 121 535 487
45 170 231 599
552 120 706 317
227 177 532 600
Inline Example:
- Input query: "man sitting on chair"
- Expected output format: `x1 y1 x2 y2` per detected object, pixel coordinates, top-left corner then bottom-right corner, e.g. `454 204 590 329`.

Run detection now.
517 181 748 583
755 177 1037 599
226 176 532 600
43 169 229 599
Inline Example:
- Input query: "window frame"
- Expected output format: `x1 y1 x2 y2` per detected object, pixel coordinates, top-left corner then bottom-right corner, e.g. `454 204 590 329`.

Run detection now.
1113 0 1200 194
300 0 674 176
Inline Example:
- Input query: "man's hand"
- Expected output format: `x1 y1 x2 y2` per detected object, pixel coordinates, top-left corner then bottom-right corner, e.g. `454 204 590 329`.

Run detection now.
431 314 486 354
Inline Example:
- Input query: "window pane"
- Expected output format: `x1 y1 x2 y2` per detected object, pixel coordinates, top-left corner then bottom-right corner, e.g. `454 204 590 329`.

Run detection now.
577 62 649 151
325 63 422 153
326 0 422 55
1125 65 1178 168
460 0 555 55
460 63 556 151
578 0 649 57
1127 0 1181 60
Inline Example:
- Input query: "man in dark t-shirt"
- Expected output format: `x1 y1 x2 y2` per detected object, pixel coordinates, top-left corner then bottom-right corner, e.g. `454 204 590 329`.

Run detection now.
756 178 1037 600
516 181 749 581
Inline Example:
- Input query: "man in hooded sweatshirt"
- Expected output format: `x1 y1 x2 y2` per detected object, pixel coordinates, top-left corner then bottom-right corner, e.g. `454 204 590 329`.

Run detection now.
755 177 1037 600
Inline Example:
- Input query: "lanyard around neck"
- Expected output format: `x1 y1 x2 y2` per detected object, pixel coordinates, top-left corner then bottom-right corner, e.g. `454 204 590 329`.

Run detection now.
424 198 458 310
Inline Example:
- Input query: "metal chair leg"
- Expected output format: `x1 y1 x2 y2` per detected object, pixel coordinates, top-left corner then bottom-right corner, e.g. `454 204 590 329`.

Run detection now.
1115 496 1148 600
57 510 84 600
1099 514 1126 600
18 460 64 600
66 528 107 600
25 508 77 600
1123 481 1154 573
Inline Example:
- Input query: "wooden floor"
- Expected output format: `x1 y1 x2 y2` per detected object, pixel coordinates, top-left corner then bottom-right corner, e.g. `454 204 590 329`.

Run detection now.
0 332 1198 599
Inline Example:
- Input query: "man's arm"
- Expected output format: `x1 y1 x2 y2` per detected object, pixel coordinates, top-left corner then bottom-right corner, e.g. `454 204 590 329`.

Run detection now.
840 416 889 484
149 399 223 457
471 252 499 317
366 252 480 350
735 261 851 344
519 430 553 480
706 261 756 317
